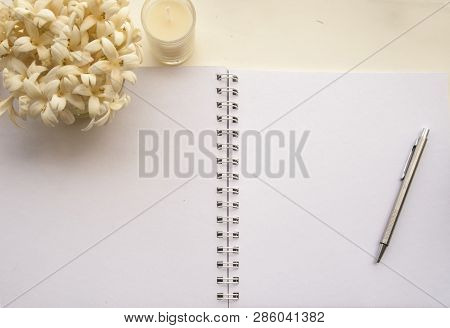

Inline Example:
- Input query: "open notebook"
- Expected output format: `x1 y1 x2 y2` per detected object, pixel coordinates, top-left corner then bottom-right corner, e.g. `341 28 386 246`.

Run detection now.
0 67 449 308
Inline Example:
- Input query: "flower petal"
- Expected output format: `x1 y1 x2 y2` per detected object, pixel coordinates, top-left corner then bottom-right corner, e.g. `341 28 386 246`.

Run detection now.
94 110 111 127
73 84 92 97
69 25 81 48
101 37 118 61
3 69 23 92
18 95 30 118
27 61 47 77
49 16 69 35
66 94 85 110
81 118 95 132
29 99 46 116
23 78 42 99
111 6 129 28
42 79 60 98
88 60 111 74
0 40 10 56
84 39 102 53
34 0 52 12
51 41 71 64
59 108 75 125
112 30 125 47
109 94 130 111
35 8 56 27
81 73 96 87
71 51 94 66
121 70 136 84
88 95 100 117
50 94 66 111
7 56 28 75
0 96 14 116
36 45 51 63
13 36 36 53
80 15 97 32
120 53 140 69
57 65 82 77
41 104 58 127
111 67 123 92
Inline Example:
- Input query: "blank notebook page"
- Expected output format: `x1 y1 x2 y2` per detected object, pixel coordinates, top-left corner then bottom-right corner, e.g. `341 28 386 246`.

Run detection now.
235 70 450 307
0 67 224 307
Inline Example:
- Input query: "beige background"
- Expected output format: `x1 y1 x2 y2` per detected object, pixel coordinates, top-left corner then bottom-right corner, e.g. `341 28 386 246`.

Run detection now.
132 0 450 77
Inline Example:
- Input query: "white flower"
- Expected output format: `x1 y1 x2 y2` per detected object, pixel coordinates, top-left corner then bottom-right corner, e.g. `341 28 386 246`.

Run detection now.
60 74 85 111
3 68 24 93
34 8 56 27
18 95 30 118
13 36 36 54
0 0 142 129
72 81 107 119
81 73 96 87
0 95 14 116
50 35 71 64
88 37 139 92
59 108 75 125
0 95 21 126
41 104 58 127
0 39 10 56
81 0 117 37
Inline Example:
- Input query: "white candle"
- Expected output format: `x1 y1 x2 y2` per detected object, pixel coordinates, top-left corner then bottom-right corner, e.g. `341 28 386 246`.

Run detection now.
142 0 196 65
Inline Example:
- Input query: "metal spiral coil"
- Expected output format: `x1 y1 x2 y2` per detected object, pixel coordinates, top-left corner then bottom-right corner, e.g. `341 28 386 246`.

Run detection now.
216 71 239 301
217 115 238 123
217 261 240 268
217 101 239 110
217 216 240 224
217 87 239 96
217 73 239 82
217 292 239 300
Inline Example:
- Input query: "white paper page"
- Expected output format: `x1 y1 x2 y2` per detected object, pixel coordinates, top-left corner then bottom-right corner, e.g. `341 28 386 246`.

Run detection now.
0 67 225 307
234 70 450 307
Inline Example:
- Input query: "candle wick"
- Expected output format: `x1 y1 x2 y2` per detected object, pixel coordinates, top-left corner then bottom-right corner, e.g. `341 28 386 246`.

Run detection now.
165 6 172 23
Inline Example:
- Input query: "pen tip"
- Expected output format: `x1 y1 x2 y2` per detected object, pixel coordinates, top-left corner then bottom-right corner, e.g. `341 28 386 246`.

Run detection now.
376 244 387 264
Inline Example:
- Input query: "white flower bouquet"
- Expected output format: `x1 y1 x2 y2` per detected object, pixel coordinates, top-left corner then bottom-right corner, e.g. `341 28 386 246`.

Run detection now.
0 0 142 130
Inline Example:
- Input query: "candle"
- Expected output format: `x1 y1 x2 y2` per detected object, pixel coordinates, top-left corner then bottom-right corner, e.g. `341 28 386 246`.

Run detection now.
142 0 196 65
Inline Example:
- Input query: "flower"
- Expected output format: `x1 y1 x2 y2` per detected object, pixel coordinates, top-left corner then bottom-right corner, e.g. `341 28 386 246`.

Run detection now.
88 37 139 92
0 0 142 130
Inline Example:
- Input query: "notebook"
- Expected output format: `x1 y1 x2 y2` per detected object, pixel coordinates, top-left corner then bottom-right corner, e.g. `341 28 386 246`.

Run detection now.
0 67 449 308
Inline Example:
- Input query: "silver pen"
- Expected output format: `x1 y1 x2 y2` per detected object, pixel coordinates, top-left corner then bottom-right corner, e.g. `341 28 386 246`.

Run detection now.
377 128 430 263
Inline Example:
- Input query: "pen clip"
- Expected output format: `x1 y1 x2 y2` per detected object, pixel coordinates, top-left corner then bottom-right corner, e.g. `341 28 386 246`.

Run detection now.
401 138 418 180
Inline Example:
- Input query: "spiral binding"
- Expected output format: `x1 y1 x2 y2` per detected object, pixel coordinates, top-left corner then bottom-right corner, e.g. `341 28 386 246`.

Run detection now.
217 261 240 268
217 293 239 300
217 102 239 110
217 115 238 123
217 201 239 209
217 158 239 165
217 246 239 254
217 231 240 238
217 87 239 96
217 216 239 224
216 71 239 302
217 143 239 151
217 277 240 284
217 187 239 195
217 130 239 137
217 73 239 82
217 173 239 180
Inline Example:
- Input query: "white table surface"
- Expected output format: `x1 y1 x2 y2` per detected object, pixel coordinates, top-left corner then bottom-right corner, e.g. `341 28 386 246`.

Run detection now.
4 0 448 90
132 0 450 78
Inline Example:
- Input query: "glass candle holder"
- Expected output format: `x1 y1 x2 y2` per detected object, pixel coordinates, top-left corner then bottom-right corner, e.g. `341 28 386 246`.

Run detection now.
141 0 196 65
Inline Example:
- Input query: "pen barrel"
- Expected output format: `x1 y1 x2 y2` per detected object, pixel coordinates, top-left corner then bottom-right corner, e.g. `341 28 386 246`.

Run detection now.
381 134 428 245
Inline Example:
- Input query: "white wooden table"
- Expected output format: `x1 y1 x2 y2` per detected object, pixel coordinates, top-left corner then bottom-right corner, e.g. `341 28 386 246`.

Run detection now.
131 0 450 85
